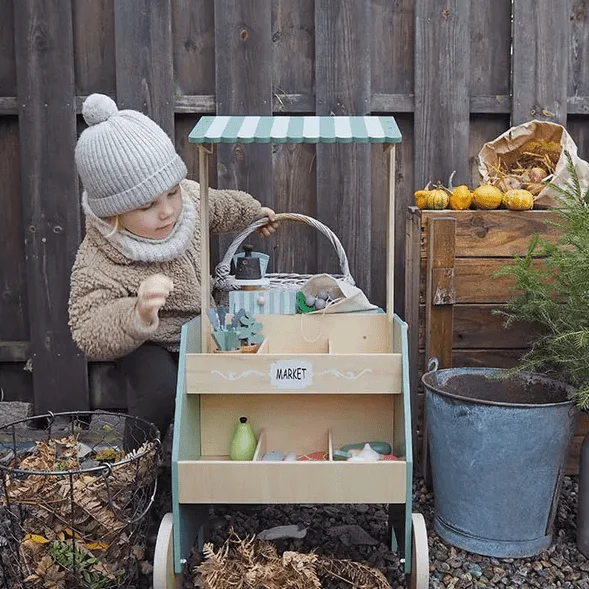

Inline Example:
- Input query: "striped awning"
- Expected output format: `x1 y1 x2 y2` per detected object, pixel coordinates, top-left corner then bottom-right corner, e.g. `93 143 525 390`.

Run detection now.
189 115 401 144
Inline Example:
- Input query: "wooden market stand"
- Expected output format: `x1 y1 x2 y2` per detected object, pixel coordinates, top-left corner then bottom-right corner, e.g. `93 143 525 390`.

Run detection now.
153 115 429 589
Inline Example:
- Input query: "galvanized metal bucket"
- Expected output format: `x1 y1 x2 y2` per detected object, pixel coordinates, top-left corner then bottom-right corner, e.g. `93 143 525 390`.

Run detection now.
422 360 578 558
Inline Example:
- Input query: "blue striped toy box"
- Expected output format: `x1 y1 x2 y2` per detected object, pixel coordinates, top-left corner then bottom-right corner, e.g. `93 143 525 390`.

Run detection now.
229 289 297 315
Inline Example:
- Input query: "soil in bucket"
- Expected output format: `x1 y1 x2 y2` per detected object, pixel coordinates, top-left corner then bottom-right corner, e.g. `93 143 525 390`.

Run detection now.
432 371 571 405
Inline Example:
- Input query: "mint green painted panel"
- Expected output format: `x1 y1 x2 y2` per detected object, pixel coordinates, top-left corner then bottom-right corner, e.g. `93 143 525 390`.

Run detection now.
286 116 305 142
349 116 369 143
188 116 214 143
394 313 413 574
172 318 202 573
253 116 275 143
319 117 336 143
381 116 402 143
220 116 245 143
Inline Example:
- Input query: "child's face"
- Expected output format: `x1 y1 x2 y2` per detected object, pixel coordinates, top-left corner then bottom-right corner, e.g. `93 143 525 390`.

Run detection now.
119 184 182 239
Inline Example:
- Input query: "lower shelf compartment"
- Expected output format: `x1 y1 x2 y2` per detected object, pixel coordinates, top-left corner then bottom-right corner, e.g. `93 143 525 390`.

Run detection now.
176 429 408 504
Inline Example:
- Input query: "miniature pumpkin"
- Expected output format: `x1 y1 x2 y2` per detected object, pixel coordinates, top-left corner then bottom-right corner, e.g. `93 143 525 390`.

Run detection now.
450 185 473 210
425 189 449 210
472 185 503 210
446 171 472 210
414 182 432 209
502 189 534 211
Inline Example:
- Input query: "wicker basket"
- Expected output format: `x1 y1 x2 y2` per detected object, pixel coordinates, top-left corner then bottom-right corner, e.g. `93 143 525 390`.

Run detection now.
213 213 355 297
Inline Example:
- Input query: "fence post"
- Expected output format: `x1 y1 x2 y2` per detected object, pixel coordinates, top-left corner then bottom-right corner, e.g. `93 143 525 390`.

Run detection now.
14 0 88 412
422 215 456 483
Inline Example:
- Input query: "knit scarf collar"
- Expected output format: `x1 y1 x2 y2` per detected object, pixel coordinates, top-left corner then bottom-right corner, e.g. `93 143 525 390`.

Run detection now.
82 188 197 263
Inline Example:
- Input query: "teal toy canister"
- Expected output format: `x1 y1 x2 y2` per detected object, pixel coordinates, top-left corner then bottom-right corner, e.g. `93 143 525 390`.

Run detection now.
229 416 257 460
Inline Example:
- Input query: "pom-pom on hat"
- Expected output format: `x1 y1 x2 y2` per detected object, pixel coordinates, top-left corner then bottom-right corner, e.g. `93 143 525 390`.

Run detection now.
75 94 187 218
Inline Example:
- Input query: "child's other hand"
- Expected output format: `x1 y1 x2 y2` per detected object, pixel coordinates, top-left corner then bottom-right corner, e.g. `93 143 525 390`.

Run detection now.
256 207 279 237
136 274 174 326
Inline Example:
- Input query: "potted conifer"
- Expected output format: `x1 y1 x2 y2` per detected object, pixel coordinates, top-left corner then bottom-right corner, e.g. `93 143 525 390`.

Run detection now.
496 151 589 556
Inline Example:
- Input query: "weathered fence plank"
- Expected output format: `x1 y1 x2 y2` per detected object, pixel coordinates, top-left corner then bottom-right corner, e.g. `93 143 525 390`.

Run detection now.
14 0 88 412
0 120 27 344
415 0 471 188
172 0 215 96
315 0 372 295
272 0 315 100
114 0 175 136
512 1 570 125
0 0 16 96
371 1 414 315
72 0 115 96
214 0 273 260
270 3 317 276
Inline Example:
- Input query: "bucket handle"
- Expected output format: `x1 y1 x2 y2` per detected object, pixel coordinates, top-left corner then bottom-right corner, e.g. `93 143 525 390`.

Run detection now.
427 357 439 372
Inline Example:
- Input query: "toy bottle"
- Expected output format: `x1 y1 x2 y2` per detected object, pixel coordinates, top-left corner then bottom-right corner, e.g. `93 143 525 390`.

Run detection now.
229 416 257 460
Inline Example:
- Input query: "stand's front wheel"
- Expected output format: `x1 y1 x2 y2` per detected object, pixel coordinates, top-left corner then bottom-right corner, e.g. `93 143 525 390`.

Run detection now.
409 513 429 589
153 512 182 589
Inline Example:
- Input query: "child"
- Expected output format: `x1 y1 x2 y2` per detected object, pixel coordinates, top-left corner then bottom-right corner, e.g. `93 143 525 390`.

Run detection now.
68 93 277 441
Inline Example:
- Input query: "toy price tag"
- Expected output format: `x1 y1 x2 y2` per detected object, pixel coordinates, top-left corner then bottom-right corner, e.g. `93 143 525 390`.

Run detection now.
270 360 313 389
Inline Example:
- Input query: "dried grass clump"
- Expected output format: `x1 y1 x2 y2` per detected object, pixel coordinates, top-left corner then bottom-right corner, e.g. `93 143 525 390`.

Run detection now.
194 529 393 589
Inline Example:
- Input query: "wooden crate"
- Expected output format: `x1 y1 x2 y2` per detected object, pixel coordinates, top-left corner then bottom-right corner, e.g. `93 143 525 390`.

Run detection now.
404 206 586 475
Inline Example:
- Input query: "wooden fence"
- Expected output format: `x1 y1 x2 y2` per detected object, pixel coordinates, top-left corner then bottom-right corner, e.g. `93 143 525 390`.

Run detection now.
1 0 589 415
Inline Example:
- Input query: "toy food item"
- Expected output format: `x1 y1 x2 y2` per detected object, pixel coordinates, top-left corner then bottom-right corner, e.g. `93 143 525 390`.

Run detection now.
340 441 392 455
229 417 257 461
347 443 382 462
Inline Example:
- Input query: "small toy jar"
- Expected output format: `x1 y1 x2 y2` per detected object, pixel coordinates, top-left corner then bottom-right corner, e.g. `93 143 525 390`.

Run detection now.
229 416 257 460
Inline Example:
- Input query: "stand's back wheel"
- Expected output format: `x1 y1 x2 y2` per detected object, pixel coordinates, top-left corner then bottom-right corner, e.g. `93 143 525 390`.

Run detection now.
409 512 429 589
154 513 182 589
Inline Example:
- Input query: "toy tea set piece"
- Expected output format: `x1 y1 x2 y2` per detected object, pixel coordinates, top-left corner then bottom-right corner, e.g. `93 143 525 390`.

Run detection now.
206 307 263 353
231 244 270 289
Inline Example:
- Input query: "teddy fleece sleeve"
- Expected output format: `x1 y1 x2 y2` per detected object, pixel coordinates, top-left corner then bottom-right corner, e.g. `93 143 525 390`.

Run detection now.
208 186 262 234
68 265 158 361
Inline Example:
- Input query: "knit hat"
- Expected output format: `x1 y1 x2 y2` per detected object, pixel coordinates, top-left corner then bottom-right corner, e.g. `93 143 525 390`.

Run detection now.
75 94 187 218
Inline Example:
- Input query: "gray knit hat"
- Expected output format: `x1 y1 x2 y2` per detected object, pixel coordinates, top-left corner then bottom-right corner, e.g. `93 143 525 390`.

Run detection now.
75 94 187 217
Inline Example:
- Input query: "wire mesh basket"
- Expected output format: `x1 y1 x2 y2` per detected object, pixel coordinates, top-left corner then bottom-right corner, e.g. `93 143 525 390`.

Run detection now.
213 212 356 295
0 411 160 589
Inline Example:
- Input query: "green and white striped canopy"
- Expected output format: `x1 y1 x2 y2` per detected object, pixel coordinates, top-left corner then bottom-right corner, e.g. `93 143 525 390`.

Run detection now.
189 115 401 144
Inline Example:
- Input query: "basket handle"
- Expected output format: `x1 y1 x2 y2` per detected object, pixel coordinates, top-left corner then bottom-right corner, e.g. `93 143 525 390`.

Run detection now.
214 212 354 291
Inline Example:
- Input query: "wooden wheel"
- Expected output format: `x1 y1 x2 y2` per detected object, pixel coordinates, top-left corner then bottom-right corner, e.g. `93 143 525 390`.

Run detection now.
153 512 182 589
409 513 429 589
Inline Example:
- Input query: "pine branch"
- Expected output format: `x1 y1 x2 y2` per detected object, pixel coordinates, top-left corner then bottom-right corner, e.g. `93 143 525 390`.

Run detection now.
496 150 589 406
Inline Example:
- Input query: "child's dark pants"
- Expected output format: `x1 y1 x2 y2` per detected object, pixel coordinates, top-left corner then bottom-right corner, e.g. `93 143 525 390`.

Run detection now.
116 342 179 448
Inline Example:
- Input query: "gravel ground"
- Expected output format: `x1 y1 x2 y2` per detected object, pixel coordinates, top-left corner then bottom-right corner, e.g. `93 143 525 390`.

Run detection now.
137 471 589 589
2 404 588 589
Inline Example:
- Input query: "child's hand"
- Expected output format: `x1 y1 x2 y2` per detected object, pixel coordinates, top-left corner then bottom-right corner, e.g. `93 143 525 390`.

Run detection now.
136 274 174 326
256 207 279 237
